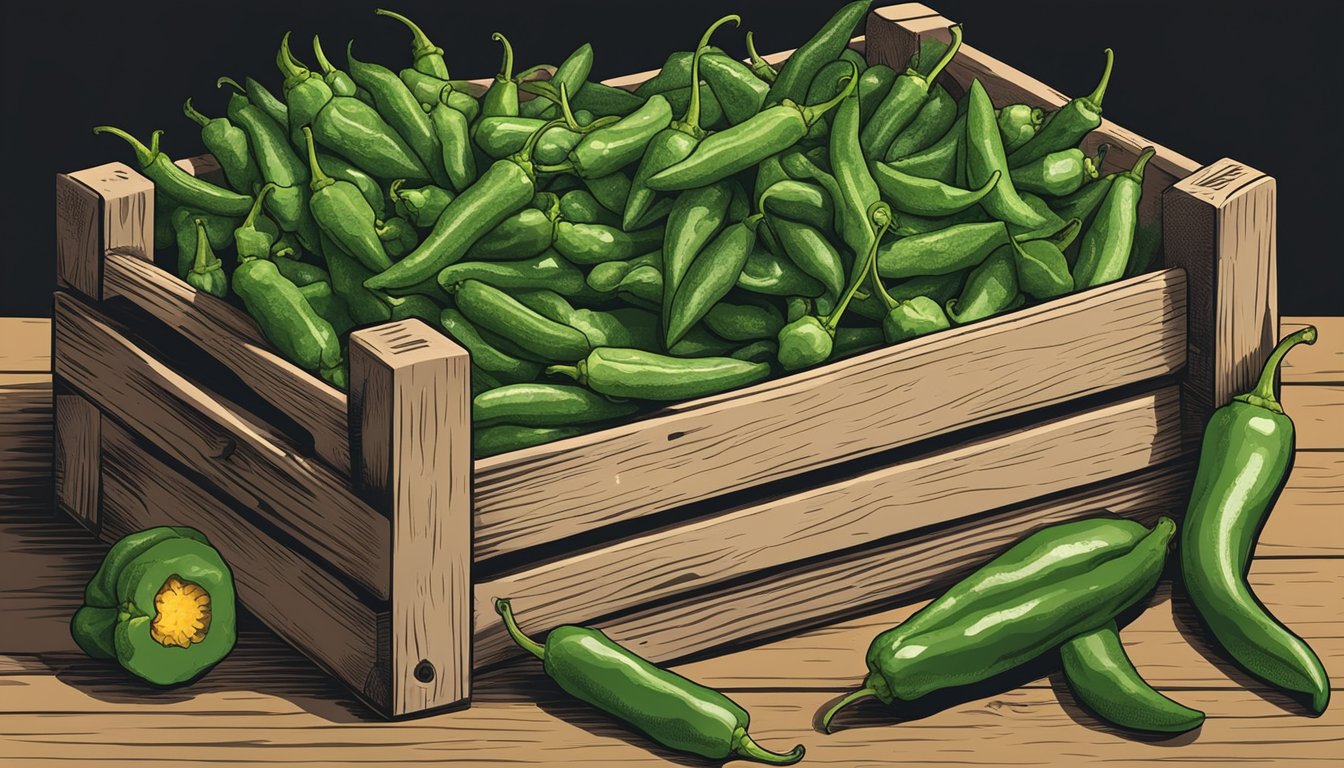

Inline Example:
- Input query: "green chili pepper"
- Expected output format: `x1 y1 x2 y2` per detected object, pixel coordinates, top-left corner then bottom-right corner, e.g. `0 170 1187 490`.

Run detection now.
662 181 734 333
301 127 392 272
182 98 260 193
472 365 504 397
1011 145 1105 197
1124 220 1162 278
311 35 373 105
745 30 778 83
389 179 453 228
474 383 638 427
375 217 418 259
1074 148 1154 289
375 8 449 80
522 43 593 118
884 83 957 161
233 183 278 260
400 70 482 121
615 264 664 309
172 208 238 278
439 250 584 295
823 517 1176 730
768 216 845 303
273 257 329 287
461 193 557 260
94 126 253 217
1049 173 1114 230
857 64 898 126
570 81 647 117
701 52 769 125
183 219 228 297
241 76 289 126
497 599 802 764
888 113 963 184
704 301 784 342
624 16 739 231
1181 326 1329 713
649 62 859 192
537 91 672 179
554 221 663 265
1009 49 1113 168
276 33 429 182
439 308 542 384
667 214 762 346
1010 234 1073 299
872 161 1000 217
997 104 1046 153
321 234 391 325
588 251 662 294
297 280 356 336
829 86 883 290
71 527 237 686
758 180 834 232
1060 620 1206 733
515 291 660 350
732 339 779 364
737 243 826 297
346 41 450 189
549 347 769 401
634 47 725 96
965 79 1053 230
365 122 550 290
454 279 590 362
559 189 621 227
881 295 950 342
429 101 477 192
316 152 385 217
861 25 962 160
945 244 1025 324
235 248 345 385
482 32 521 118
766 0 869 107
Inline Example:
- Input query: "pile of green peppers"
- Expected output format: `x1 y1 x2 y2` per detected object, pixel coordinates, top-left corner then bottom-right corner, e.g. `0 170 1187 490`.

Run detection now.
101 1 1160 458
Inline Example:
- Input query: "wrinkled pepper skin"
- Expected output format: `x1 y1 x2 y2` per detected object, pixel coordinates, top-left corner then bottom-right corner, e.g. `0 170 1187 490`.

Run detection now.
71 527 236 687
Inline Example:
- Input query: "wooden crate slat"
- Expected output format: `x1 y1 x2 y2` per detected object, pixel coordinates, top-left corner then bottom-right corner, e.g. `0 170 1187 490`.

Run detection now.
55 162 153 300
474 387 1183 668
0 318 52 373
104 252 352 476
53 388 101 528
52 292 390 600
471 269 1186 560
489 461 1191 674
348 320 473 716
1281 317 1344 384
98 419 386 710
1164 158 1279 445
0 373 53 512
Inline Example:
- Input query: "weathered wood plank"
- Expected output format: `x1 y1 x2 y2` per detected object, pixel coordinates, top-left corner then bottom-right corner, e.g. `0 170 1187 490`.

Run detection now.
55 162 153 300
1257 451 1344 557
349 320 473 716
675 558 1344 692
475 388 1184 668
473 269 1187 560
52 292 390 599
99 420 384 710
0 317 51 372
52 388 100 528
0 373 52 512
0 514 106 655
1282 317 1344 384
103 252 352 476
1281 384 1343 452
1165 158 1279 447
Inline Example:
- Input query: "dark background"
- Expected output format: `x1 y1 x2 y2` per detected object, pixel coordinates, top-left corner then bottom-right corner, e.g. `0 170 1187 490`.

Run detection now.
3 0 1341 317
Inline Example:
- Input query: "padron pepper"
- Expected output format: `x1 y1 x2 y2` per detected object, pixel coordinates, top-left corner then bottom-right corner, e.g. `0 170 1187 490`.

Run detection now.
1074 147 1154 289
1008 48 1113 168
996 103 1046 154
1181 326 1330 714
860 24 962 160
71 527 237 686
302 126 392 272
182 98 260 193
965 79 1053 231
883 83 957 161
497 599 803 764
521 42 593 118
539 88 672 179
375 7 450 80
389 179 453 227
667 214 762 346
1010 145 1106 197
311 35 373 104
1061 620 1206 733
474 383 638 427
823 516 1176 731
185 219 228 297
700 47 769 125
346 40 451 189
764 0 869 107
550 347 770 401
95 126 254 217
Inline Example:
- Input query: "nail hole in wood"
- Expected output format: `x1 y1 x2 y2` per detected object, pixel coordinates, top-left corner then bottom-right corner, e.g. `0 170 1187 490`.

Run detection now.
667 431 685 442
414 661 435 683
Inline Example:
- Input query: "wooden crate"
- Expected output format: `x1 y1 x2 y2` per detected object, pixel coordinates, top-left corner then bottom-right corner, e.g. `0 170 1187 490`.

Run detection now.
49 3 1277 718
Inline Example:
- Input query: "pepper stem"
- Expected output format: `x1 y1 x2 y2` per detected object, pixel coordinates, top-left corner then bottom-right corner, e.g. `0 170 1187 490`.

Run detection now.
92 125 159 167
685 14 740 131
1238 325 1318 413
923 24 964 85
277 31 311 90
494 598 546 661
301 126 334 191
732 727 805 766
826 202 893 330
388 178 406 204
529 117 578 174
545 363 581 382
311 34 337 76
557 82 581 132
182 98 210 127
1084 48 1114 110
216 76 246 95
820 686 877 733
492 32 514 82
745 31 776 82
514 64 556 84
1124 147 1155 183
190 220 215 274
374 8 444 71
1085 143 1109 180
242 182 279 231
798 61 860 126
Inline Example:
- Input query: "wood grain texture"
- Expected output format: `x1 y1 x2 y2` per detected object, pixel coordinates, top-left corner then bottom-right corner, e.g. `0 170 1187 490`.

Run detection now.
475 388 1185 668
0 317 51 372
52 292 390 599
1281 317 1344 384
491 462 1193 674
99 419 385 708
1165 159 1279 447
52 389 100 529
0 373 52 512
349 320 473 716
104 252 352 476
55 162 153 300
1257 451 1344 557
472 270 1187 560
173 153 223 184
1281 384 1343 452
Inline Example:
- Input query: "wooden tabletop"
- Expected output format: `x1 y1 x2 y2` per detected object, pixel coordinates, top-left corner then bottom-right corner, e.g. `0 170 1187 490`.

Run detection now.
1 317 1340 766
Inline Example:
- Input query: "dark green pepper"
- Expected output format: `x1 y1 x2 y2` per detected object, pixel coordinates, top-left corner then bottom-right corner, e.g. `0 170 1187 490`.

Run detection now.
185 219 228 297
559 189 621 227
71 527 237 686
883 83 957 160
1061 620 1206 733
1008 49 1113 168
346 40 450 189
554 221 663 266
1180 326 1329 714
662 181 734 332
375 217 419 259
737 244 826 298
389 179 453 228
570 81 648 117
860 25 961 160
540 92 672 179
1074 148 1154 289
467 197 559 261
965 79 1053 231
549 347 769 401
700 51 769 125
473 383 638 427
302 127 392 272
888 113 963 184
667 215 761 346
704 301 785 342
439 250 585 295
758 180 834 232
439 308 542 385
311 34 373 104
765 0 869 108
997 104 1046 154
945 244 1025 324
1011 146 1105 197
375 8 450 80
236 246 346 386
768 216 845 303
871 160 1000 217
429 100 478 192
182 98 260 193
882 295 950 342
877 220 1007 279
1010 234 1073 299
95 126 254 217
455 279 590 362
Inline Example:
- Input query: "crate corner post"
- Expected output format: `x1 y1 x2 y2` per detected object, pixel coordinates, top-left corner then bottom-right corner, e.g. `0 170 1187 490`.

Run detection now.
864 3 952 71
1163 158 1278 444
55 162 154 301
348 319 473 717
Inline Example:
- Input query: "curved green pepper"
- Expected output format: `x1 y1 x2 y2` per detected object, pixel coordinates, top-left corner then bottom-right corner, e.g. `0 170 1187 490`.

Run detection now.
549 347 769 401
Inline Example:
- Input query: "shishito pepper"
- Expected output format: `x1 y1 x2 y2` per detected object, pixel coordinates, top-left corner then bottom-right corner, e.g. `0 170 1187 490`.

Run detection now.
71 527 236 686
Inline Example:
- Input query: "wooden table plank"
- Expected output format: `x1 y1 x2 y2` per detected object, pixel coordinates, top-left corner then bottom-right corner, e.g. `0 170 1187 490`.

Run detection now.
1281 384 1343 451
0 373 52 511
1259 451 1344 557
1282 317 1344 384
0 317 50 373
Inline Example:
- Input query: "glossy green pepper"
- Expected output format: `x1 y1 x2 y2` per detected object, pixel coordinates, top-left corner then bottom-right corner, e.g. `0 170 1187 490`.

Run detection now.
389 179 453 227
860 25 961 160
302 127 391 272
95 126 254 217
439 251 585 296
182 98 260 193
965 79 1052 231
439 308 542 385
764 0 869 107
883 83 957 160
1008 48 1113 168
473 383 639 427
1011 146 1105 197
71 526 236 686
549 347 770 401
185 219 228 297
1074 148 1154 289
1061 620 1206 733
997 104 1046 154
375 8 450 80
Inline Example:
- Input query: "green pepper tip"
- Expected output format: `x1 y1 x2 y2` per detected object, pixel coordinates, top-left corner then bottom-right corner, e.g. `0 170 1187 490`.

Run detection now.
820 686 877 732
1084 48 1115 111
215 75 245 94
93 125 159 167
491 32 515 82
